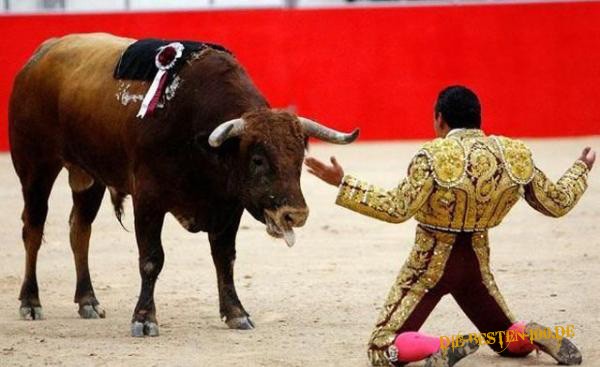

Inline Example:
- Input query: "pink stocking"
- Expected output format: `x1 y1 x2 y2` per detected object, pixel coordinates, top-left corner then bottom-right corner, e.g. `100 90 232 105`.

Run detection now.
506 321 535 355
393 331 441 362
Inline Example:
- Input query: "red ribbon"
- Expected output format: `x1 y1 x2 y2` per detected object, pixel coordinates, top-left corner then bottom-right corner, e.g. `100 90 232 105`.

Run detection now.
145 72 168 116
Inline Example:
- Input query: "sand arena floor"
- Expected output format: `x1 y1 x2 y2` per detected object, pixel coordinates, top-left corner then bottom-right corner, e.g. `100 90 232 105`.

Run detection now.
0 138 599 366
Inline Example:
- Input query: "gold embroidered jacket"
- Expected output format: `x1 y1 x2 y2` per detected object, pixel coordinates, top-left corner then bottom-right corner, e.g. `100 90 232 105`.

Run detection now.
336 129 589 231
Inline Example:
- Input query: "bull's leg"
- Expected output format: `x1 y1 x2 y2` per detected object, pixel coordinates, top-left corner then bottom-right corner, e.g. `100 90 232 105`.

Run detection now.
69 181 106 319
17 162 62 320
130 198 165 337
208 209 254 330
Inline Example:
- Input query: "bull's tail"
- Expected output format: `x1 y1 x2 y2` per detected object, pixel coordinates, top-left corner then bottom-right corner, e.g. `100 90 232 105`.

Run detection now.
109 188 129 231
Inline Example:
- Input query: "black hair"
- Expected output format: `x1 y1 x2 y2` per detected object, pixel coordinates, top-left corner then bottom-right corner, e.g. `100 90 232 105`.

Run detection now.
434 85 481 129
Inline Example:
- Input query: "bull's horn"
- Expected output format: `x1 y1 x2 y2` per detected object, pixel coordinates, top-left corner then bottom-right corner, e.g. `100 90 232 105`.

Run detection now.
298 117 359 144
208 118 246 147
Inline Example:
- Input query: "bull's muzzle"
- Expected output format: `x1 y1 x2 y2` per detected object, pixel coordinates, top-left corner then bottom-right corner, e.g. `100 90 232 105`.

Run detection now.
264 206 309 247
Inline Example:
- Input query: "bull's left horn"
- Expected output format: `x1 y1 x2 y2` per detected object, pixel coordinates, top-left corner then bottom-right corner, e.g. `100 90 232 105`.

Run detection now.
298 117 359 144
208 118 246 147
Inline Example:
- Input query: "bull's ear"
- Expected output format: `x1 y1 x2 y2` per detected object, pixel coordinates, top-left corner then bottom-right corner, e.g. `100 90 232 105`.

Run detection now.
193 132 239 155
304 135 310 152
192 133 210 150
190 133 226 167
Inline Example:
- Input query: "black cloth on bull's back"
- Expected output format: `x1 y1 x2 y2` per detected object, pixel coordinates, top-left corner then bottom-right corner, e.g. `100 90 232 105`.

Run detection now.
113 38 231 81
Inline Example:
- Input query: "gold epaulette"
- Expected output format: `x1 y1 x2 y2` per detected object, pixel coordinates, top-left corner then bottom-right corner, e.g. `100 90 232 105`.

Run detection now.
492 136 535 185
419 138 466 188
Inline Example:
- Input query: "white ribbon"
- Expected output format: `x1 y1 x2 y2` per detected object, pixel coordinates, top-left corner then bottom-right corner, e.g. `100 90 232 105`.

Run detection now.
137 69 167 118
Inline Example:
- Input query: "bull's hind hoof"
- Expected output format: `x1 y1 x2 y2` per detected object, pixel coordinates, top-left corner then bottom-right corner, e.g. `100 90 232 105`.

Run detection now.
131 321 160 337
226 316 255 330
78 304 106 319
19 306 43 320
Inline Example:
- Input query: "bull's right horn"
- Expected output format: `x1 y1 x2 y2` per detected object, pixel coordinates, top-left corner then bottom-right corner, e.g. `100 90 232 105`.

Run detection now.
208 118 246 147
298 117 359 144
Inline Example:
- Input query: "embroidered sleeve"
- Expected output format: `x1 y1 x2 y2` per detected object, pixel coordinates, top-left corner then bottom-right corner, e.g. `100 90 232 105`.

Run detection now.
523 160 589 218
335 154 434 223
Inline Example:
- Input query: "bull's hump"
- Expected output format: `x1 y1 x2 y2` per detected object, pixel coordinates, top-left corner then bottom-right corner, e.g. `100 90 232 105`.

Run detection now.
40 34 133 84
62 32 134 47
33 34 125 70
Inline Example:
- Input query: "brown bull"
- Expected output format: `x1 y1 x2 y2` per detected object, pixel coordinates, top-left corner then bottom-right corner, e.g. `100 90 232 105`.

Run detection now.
9 33 358 336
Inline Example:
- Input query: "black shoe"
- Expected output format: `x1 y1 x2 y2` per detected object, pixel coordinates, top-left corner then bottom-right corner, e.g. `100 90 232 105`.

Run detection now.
424 335 479 367
525 322 582 365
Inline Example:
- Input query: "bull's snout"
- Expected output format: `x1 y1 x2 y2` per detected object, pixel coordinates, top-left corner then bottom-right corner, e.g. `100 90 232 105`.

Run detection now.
264 206 309 247
277 207 309 228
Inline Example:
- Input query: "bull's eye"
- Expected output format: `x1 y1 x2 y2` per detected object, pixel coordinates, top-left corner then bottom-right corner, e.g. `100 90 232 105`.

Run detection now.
249 149 270 175
252 157 264 166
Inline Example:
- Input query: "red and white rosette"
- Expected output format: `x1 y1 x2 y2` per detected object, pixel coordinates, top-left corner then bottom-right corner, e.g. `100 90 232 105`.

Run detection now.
137 42 185 118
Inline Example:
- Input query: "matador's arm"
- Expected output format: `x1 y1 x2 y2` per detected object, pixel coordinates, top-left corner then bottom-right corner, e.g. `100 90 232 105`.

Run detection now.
335 153 434 223
523 160 589 217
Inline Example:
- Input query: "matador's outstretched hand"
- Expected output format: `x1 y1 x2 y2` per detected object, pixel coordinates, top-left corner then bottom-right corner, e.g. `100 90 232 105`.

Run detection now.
579 146 596 170
305 156 344 186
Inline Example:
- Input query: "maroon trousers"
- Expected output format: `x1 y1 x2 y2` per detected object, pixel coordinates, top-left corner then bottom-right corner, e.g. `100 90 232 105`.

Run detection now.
396 232 518 355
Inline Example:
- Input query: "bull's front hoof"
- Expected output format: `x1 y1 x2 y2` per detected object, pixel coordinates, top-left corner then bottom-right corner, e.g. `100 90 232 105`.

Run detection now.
226 316 255 330
78 304 106 319
19 306 43 320
131 321 160 337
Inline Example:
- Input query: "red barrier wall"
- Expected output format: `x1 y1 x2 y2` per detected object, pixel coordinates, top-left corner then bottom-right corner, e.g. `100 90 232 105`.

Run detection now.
1 3 600 151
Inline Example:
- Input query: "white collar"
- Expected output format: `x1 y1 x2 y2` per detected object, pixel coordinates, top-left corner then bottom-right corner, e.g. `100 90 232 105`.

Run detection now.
446 128 484 138
446 128 468 138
